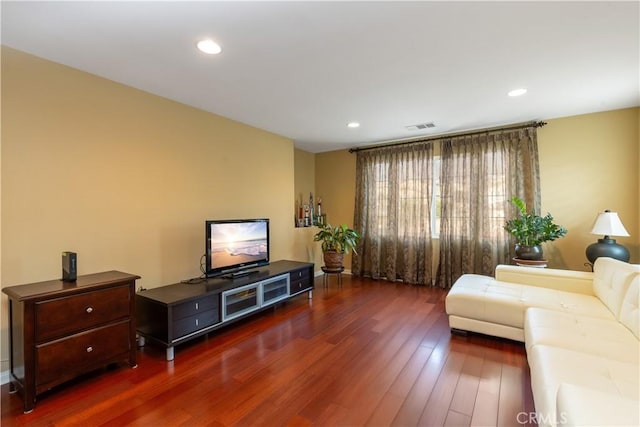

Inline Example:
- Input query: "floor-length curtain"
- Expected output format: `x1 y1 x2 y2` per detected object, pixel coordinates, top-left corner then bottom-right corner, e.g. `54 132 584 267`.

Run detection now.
436 127 540 288
353 143 434 285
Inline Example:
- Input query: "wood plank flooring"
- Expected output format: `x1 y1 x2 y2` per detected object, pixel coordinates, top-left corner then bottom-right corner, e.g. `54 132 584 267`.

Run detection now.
1 275 536 426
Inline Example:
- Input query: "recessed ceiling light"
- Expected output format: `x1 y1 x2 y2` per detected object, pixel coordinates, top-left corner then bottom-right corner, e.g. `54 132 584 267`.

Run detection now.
197 39 222 55
508 88 527 97
347 122 360 128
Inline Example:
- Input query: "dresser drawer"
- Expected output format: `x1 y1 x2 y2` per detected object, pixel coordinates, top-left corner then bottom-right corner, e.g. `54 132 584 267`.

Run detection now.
172 309 219 340
36 320 131 387
172 296 218 321
36 285 131 342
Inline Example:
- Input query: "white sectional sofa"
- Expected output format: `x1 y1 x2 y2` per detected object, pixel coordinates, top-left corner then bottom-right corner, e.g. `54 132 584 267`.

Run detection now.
445 257 640 427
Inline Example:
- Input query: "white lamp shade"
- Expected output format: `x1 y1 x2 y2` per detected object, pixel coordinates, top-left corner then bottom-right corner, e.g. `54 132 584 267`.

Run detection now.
590 211 630 237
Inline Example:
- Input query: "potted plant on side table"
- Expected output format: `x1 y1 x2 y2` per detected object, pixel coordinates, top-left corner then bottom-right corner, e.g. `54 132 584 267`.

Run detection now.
504 196 567 261
313 223 361 269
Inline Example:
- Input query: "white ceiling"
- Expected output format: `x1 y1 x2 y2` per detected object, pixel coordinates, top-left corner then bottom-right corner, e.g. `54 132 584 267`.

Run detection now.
2 1 639 153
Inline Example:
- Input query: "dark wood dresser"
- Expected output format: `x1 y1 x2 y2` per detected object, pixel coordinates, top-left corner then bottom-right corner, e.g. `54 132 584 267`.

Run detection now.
2 271 140 413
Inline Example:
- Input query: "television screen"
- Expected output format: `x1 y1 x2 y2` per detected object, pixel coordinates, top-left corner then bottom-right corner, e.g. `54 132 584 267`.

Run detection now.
205 219 269 277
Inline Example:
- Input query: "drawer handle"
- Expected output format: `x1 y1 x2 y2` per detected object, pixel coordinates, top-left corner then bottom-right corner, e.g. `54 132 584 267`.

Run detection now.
195 302 199 310
86 346 93 353
86 307 93 314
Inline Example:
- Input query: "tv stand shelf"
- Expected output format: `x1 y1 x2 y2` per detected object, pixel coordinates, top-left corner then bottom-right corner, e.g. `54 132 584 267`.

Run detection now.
135 260 314 360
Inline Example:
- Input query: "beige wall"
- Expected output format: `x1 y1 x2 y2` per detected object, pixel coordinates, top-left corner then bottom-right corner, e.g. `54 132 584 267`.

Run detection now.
1 47 301 371
316 107 640 272
315 150 357 270
292 148 321 268
538 108 639 269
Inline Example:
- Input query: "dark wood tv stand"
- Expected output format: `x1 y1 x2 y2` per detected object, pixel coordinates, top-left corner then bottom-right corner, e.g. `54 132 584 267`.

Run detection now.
135 260 314 360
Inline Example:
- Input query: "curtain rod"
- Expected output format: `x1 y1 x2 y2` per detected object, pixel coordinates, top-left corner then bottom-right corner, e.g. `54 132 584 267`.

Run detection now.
348 120 547 153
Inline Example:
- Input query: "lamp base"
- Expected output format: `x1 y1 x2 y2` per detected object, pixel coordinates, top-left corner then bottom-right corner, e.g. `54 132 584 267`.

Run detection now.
585 238 630 264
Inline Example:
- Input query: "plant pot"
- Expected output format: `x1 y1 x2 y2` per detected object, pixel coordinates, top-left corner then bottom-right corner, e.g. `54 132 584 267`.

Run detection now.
323 250 344 269
515 244 543 260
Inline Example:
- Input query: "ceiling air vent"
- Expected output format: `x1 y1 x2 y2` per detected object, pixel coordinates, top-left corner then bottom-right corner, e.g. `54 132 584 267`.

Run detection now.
405 122 435 131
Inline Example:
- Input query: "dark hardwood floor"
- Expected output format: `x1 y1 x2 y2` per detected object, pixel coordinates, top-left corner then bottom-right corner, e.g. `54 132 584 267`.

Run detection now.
1 275 535 426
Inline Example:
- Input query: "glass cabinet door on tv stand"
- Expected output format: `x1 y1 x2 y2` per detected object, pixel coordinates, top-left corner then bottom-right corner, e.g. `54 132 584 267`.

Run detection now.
220 273 290 321
221 283 260 321
261 274 289 307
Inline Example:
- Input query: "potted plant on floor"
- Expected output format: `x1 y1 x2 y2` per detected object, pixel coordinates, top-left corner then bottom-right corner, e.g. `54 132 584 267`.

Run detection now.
313 223 361 269
504 196 567 260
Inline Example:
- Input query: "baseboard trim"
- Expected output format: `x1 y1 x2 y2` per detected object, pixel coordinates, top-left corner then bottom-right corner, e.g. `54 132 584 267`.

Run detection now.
1 369 10 385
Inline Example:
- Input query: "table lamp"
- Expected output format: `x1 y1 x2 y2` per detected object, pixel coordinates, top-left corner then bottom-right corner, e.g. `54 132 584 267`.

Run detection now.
585 210 630 264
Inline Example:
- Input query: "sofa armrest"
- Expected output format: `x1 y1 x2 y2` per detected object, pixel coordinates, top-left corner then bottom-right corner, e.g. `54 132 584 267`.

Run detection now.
495 265 595 296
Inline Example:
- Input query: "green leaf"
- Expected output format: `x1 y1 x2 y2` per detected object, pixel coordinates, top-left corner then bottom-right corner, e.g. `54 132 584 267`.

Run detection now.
503 197 567 245
313 223 361 255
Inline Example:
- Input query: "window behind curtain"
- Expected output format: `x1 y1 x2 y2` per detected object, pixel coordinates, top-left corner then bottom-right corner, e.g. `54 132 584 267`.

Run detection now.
353 143 434 285
352 125 540 288
436 128 541 288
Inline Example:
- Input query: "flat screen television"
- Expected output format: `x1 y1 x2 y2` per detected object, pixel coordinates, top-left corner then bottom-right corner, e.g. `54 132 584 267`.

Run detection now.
205 218 270 278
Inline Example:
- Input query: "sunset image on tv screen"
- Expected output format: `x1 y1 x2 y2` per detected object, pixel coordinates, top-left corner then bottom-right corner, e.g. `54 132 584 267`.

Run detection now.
209 222 268 269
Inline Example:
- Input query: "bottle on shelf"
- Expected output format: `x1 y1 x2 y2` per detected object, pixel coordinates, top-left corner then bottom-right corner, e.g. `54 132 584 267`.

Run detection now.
304 204 310 227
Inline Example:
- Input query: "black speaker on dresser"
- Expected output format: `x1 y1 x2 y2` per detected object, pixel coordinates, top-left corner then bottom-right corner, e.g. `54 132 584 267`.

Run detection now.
62 251 77 282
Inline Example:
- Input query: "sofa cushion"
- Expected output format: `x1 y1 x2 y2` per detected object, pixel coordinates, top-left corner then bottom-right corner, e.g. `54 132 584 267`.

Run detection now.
557 383 640 427
592 257 640 317
619 274 640 339
446 274 615 333
528 345 639 427
524 307 639 364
